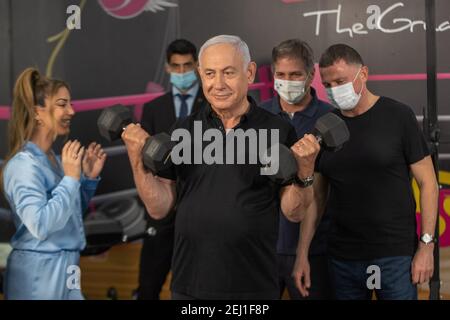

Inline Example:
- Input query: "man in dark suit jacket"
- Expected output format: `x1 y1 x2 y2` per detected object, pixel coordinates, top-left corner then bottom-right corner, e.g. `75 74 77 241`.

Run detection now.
138 39 206 300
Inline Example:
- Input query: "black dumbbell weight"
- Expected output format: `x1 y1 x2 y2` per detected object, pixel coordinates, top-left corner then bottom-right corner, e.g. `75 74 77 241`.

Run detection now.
262 112 350 184
97 104 175 174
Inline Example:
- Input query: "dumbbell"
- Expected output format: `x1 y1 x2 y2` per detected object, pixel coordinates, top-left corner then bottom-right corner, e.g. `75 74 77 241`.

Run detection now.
97 104 175 174
262 112 350 185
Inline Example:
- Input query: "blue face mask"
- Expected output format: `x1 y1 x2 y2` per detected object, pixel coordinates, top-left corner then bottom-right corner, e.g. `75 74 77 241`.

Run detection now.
170 70 198 91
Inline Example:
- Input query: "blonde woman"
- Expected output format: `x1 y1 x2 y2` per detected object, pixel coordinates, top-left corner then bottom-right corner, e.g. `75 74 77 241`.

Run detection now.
1 68 106 299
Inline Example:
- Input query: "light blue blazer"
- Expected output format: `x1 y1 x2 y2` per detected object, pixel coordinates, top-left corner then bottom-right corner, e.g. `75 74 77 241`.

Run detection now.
2 141 99 300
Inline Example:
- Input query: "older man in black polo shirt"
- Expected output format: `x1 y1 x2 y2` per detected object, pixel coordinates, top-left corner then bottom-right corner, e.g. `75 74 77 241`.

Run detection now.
122 35 320 300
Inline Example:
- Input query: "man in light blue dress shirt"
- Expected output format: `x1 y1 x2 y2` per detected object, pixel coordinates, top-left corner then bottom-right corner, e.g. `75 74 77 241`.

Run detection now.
172 82 199 119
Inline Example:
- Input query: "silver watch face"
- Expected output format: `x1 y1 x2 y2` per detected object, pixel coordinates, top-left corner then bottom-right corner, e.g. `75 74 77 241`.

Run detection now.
421 233 434 244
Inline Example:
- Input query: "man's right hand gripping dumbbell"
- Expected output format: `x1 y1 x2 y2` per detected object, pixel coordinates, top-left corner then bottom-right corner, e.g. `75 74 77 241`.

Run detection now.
97 104 175 175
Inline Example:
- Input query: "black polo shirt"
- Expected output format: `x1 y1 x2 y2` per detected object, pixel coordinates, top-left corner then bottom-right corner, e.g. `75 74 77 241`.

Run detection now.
159 97 297 299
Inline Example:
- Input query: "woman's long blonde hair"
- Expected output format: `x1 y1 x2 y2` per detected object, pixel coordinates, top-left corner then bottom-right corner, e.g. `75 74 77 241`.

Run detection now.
1 68 69 187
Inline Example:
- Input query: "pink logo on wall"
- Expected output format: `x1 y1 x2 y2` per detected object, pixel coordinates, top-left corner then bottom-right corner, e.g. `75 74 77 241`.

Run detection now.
99 0 177 19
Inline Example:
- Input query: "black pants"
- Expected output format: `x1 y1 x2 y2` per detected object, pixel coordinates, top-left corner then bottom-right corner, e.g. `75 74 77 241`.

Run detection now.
278 254 334 300
137 224 174 300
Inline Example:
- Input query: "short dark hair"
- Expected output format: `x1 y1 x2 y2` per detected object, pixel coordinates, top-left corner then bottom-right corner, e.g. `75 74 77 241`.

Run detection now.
271 39 315 74
166 39 197 63
319 44 364 68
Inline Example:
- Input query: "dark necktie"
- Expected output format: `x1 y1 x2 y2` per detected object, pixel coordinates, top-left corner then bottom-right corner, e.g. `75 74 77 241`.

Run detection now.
177 94 191 119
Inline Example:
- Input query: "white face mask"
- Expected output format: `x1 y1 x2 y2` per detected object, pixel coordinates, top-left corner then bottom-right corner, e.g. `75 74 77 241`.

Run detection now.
326 68 363 111
274 77 309 105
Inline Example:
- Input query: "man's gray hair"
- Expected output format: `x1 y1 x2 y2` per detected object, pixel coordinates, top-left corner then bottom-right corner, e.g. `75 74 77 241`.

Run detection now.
198 35 252 69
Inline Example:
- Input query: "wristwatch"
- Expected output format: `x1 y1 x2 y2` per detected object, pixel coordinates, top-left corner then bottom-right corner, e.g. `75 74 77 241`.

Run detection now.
420 233 436 245
294 175 314 188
